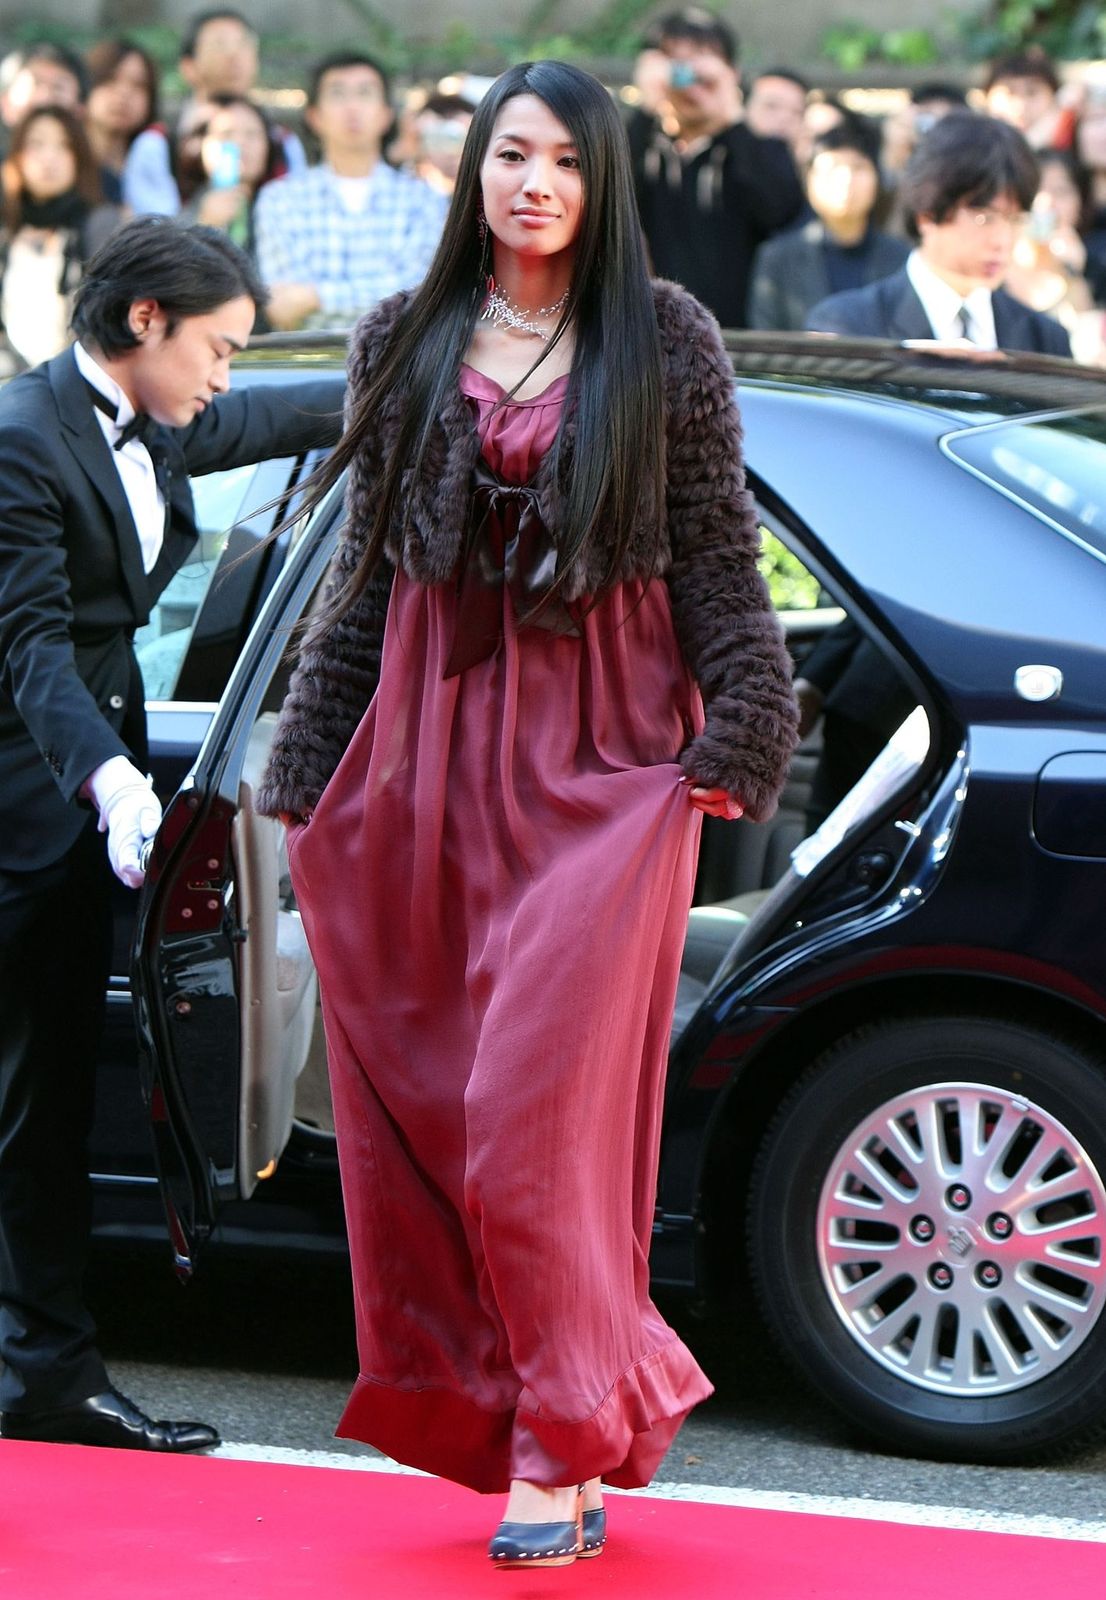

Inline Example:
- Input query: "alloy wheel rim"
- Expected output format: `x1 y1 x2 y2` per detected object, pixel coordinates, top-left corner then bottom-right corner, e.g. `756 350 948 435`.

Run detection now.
815 1081 1106 1396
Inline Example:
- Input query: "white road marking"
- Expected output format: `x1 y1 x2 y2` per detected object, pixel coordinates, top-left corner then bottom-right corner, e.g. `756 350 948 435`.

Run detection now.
213 1443 1106 1544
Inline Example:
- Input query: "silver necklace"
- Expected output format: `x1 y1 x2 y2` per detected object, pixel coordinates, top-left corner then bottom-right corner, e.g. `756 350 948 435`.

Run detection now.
482 280 569 340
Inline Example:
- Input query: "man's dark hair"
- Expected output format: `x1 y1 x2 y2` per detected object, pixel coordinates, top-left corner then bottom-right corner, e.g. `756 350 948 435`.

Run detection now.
809 113 881 172
307 51 392 109
72 216 266 357
421 92 477 120
911 81 968 108
180 8 257 61
643 8 739 67
1 42 89 102
750 67 810 95
985 47 1060 95
900 112 1039 240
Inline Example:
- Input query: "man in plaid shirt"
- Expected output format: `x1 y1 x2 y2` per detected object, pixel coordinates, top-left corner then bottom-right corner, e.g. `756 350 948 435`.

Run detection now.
256 52 448 331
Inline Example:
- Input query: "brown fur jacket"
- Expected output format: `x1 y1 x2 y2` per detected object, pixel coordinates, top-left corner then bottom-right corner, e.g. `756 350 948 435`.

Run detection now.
256 279 798 823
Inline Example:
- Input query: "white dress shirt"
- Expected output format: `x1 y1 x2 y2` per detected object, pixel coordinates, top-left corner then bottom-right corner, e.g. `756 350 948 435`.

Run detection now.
906 250 998 349
74 341 165 574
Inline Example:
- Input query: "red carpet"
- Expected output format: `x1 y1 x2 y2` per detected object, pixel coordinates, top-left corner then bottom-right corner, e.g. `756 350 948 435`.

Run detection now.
0 1440 1103 1598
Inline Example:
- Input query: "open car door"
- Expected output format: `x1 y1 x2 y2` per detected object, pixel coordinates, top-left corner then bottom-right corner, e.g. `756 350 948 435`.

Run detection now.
131 487 344 1275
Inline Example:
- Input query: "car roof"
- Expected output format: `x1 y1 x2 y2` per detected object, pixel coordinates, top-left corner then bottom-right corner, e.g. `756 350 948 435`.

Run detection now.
721 331 1106 427
244 327 1106 430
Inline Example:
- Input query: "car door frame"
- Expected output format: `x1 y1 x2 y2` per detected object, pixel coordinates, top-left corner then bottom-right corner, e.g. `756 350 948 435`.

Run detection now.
130 475 347 1274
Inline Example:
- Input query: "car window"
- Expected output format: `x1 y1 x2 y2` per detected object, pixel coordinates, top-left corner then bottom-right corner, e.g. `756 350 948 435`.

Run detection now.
134 463 275 701
945 410 1106 564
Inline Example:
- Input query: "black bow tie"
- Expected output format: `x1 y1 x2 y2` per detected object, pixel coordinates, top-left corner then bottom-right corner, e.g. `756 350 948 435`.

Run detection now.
84 380 157 451
84 378 172 510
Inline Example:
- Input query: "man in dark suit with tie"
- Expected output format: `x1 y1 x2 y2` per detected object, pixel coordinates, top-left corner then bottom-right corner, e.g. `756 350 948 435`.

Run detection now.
806 112 1072 356
0 217 345 1451
799 116 1069 832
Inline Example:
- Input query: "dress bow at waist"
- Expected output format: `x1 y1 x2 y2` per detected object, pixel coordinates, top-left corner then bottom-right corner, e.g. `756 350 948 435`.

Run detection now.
443 456 580 679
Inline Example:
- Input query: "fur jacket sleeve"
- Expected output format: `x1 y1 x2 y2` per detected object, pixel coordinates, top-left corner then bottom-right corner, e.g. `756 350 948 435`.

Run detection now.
656 285 799 821
253 297 404 820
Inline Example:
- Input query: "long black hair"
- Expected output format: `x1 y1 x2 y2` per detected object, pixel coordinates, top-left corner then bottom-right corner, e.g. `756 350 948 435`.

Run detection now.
305 59 666 634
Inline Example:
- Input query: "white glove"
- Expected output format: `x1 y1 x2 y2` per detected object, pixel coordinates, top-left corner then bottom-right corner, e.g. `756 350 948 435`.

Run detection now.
86 755 163 889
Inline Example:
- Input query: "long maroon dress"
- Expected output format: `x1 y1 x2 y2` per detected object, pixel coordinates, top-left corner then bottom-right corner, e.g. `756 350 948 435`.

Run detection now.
287 364 714 1494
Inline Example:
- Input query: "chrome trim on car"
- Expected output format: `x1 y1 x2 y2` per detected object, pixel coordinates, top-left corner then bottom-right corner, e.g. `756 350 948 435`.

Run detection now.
940 425 1106 572
145 700 220 714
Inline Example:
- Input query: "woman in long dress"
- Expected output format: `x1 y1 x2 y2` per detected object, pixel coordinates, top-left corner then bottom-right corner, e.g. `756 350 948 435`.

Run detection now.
257 59 797 1569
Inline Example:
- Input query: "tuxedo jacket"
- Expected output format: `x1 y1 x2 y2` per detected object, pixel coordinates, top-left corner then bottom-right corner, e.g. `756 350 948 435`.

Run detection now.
804 265 1072 357
748 220 910 333
0 346 345 871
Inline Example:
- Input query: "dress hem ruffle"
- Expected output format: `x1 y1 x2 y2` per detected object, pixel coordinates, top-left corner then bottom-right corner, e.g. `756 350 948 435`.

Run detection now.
334 1337 714 1494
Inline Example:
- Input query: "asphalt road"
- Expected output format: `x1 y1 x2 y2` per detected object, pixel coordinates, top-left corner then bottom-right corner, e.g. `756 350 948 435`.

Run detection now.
87 1246 1106 1526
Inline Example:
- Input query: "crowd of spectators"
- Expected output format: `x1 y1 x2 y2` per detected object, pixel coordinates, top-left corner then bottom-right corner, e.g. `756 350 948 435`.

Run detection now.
2 6 1106 372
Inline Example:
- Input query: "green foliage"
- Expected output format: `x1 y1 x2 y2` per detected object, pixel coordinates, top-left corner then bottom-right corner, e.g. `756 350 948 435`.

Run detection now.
820 20 939 70
759 533 823 612
882 28 941 65
960 0 1106 60
577 0 660 56
819 23 884 71
2 0 655 84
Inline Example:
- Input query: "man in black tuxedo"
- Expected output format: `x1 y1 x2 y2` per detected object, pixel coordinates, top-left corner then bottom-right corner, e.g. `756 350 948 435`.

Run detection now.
806 112 1072 356
0 218 344 1451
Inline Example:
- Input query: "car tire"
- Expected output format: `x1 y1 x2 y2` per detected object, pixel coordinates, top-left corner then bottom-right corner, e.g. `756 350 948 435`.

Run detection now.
748 1013 1106 1462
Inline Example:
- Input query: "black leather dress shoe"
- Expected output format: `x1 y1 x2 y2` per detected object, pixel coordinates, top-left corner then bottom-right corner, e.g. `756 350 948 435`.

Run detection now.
0 1386 220 1452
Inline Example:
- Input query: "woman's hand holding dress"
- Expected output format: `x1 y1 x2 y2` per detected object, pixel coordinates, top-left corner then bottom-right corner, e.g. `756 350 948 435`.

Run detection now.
681 781 744 820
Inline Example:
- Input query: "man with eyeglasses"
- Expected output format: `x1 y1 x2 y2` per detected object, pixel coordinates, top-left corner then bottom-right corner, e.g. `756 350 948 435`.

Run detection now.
806 113 1071 355
255 53 447 332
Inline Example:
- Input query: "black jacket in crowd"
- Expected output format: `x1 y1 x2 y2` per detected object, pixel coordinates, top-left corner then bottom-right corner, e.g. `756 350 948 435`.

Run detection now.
748 219 910 332
626 111 804 331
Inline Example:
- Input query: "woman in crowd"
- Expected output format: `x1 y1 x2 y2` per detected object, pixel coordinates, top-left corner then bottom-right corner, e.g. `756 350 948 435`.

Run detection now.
83 38 160 205
0 106 124 371
1074 81 1106 305
256 58 796 1572
749 117 908 331
181 93 283 260
1004 146 1106 364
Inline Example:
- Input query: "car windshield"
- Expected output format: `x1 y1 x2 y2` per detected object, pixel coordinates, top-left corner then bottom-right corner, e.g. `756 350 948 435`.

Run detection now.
945 408 1106 563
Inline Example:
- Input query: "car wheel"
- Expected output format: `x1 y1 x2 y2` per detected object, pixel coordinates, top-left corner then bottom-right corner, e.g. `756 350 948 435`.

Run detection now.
748 1014 1106 1461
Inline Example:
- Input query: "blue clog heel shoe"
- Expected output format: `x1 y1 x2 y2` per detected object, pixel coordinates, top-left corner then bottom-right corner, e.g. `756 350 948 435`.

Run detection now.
488 1485 584 1569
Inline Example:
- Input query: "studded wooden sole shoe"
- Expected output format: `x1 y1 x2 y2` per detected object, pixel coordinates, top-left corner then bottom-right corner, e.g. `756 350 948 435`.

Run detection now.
488 1486 584 1569
578 1506 607 1558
